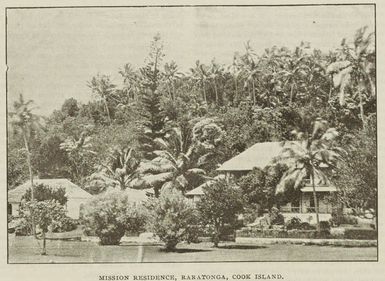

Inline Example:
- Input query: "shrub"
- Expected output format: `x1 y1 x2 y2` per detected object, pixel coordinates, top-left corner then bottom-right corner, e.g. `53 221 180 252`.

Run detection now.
344 228 377 240
318 221 331 238
269 207 284 225
285 217 302 230
24 200 68 255
242 207 259 225
330 213 358 226
82 191 146 245
50 217 78 233
299 222 316 230
145 187 199 251
14 218 33 236
185 224 203 244
197 179 244 247
8 214 14 223
287 229 318 239
320 221 331 231
21 184 68 205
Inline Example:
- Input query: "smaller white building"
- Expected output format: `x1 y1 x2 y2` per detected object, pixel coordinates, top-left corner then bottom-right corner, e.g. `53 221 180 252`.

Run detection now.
8 179 92 219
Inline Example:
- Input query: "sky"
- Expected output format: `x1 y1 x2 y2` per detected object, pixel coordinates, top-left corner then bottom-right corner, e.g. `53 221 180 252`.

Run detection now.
7 5 375 116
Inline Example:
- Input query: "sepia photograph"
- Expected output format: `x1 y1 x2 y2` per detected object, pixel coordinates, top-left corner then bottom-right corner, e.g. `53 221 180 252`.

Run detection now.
5 3 378 265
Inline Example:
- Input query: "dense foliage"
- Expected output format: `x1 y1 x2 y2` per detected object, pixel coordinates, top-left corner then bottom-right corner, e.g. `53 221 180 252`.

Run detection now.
238 165 287 216
197 179 244 247
20 200 67 254
21 184 68 206
144 187 199 251
81 191 146 245
8 28 376 233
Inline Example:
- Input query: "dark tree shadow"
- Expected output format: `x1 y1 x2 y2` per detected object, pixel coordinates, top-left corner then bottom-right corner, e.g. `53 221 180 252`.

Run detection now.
217 245 267 250
159 248 212 253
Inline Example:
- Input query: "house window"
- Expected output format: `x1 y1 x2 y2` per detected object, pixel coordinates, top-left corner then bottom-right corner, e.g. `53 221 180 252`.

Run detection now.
291 199 300 212
309 196 320 213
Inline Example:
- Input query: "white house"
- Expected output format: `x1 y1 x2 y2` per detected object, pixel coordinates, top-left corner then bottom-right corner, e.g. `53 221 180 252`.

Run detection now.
8 179 93 219
216 141 338 222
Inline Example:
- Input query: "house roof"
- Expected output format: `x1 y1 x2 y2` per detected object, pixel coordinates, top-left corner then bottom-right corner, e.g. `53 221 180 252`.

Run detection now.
185 175 229 197
185 186 205 196
102 187 152 202
124 188 153 201
8 179 92 203
217 141 330 172
217 141 285 172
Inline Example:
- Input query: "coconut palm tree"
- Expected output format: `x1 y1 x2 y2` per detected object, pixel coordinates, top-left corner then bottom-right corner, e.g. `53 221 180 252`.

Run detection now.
87 147 139 191
209 59 224 105
88 75 116 124
228 53 243 104
190 60 209 105
119 63 140 102
241 42 261 106
326 26 375 130
273 118 342 232
9 94 41 236
163 61 183 100
60 129 96 182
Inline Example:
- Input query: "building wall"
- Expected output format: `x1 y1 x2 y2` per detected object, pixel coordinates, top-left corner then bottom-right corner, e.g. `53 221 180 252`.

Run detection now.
282 213 332 224
300 192 334 214
66 198 88 219
10 203 19 217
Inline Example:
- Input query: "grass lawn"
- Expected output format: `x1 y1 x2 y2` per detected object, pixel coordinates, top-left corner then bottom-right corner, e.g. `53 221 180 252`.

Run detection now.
8 235 377 263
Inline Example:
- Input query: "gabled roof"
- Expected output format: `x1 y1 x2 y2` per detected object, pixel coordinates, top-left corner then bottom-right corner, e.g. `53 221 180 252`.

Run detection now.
185 175 229 197
103 187 153 202
8 179 92 203
185 186 205 196
217 141 285 172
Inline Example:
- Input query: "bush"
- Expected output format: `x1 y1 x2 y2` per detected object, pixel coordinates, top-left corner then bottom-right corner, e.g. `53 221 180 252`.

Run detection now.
344 228 377 240
318 221 331 238
14 218 33 236
185 224 203 244
145 187 199 251
330 213 358 226
269 207 284 225
287 229 318 239
8 214 14 223
299 222 316 230
21 184 68 205
236 227 288 238
197 179 244 247
285 217 302 230
50 216 78 233
82 191 146 245
242 207 259 225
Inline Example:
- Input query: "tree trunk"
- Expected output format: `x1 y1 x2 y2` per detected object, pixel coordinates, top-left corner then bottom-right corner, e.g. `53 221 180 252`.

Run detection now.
167 84 173 100
104 99 111 124
289 82 294 105
213 224 220 247
41 231 47 255
213 80 219 105
311 171 320 233
252 80 256 105
120 178 126 190
358 91 367 131
23 131 36 237
234 78 238 104
202 82 207 104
